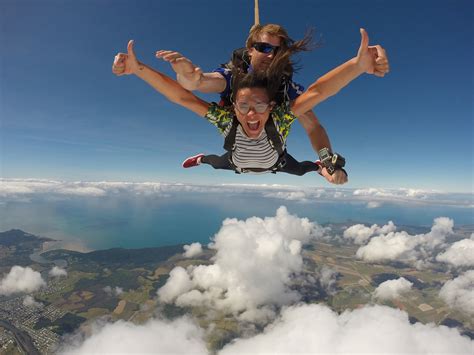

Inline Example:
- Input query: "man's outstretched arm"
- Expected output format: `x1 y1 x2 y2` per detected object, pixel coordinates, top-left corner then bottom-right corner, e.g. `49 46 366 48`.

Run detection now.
156 50 226 93
297 110 347 185
297 110 332 153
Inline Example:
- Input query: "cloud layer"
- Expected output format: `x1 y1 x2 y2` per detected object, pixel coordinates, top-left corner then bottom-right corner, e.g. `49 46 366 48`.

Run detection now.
57 208 474 353
59 317 207 354
219 304 472 354
1 179 471 208
355 217 454 267
62 304 473 355
0 266 46 296
158 207 323 322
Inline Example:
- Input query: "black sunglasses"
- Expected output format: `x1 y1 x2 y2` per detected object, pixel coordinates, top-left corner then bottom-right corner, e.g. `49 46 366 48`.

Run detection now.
252 42 279 54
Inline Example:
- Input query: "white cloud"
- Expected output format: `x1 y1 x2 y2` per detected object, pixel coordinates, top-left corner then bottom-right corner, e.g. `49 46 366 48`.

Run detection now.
436 238 474 267
343 221 396 245
374 277 413 300
158 207 323 323
58 317 207 354
356 217 453 265
264 190 309 202
354 188 394 197
157 267 193 304
23 295 43 308
405 188 428 198
0 179 165 199
429 217 454 243
1 179 471 208
353 187 429 199
103 286 123 296
351 187 473 207
318 266 338 295
267 188 338 201
366 201 382 208
57 186 106 197
0 266 46 296
183 242 203 258
219 304 473 354
439 271 474 315
49 266 68 277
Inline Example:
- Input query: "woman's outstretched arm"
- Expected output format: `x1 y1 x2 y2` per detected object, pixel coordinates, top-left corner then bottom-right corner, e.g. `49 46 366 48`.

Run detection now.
291 28 389 117
113 40 209 117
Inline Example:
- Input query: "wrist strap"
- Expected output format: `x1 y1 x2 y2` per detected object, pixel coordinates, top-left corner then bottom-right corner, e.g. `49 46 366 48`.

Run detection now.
315 160 323 176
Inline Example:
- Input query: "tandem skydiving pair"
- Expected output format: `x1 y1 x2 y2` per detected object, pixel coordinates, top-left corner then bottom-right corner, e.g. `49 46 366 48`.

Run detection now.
112 24 389 185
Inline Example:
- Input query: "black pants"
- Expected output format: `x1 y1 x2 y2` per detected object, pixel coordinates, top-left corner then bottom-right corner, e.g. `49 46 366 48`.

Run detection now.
201 151 318 176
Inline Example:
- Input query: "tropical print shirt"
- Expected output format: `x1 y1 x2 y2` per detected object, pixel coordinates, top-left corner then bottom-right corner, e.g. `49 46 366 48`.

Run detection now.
204 102 297 141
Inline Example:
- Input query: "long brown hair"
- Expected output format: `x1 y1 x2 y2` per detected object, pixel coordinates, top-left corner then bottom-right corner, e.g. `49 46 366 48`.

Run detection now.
245 23 314 78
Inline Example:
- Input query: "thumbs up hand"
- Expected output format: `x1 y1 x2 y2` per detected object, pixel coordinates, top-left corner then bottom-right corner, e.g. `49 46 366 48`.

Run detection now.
112 40 141 76
356 28 390 77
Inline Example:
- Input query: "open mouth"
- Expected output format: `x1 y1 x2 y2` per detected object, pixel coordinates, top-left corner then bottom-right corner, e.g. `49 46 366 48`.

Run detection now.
247 120 261 131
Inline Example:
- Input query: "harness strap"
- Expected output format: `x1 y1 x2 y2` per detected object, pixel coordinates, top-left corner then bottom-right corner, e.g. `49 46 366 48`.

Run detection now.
223 116 286 173
223 117 239 152
264 117 285 156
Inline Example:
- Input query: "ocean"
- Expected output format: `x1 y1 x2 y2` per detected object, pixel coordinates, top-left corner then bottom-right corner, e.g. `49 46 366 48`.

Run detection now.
1 190 472 250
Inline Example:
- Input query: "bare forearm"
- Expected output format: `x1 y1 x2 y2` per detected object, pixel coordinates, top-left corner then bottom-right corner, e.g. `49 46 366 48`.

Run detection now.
308 123 331 153
135 63 193 104
178 72 227 93
293 58 364 116
310 58 364 100
133 63 209 116
177 73 201 91
297 111 332 154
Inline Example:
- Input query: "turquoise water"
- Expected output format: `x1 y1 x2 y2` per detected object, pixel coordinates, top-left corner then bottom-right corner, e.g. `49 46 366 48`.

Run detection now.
1 194 472 250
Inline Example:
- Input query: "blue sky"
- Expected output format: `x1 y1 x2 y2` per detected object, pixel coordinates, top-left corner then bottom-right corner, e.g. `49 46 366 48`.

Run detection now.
1 0 472 192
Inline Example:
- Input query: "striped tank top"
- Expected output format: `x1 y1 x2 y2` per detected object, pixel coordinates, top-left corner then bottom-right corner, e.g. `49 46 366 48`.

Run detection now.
231 125 279 171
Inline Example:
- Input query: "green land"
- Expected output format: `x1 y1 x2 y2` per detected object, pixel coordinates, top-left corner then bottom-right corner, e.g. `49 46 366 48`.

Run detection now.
0 228 472 353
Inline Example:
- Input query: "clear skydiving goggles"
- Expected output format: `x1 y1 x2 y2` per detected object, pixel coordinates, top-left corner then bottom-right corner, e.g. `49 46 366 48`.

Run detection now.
234 101 271 115
252 42 280 54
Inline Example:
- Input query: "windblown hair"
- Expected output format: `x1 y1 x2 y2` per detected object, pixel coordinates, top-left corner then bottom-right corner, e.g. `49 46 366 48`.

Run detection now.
231 71 280 104
245 23 314 78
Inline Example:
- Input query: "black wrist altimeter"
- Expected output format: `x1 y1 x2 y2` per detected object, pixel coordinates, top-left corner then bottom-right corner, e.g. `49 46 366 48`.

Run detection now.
318 148 346 175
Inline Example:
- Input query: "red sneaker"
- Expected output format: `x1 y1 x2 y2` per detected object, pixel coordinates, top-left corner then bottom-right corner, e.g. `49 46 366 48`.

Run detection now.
182 154 204 168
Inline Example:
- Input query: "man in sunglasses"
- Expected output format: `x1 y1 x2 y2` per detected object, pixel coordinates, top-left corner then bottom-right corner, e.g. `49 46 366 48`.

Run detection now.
156 24 388 183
